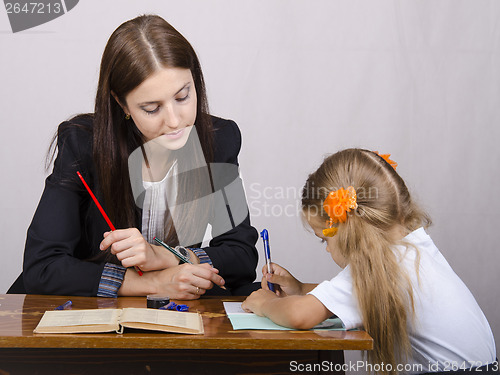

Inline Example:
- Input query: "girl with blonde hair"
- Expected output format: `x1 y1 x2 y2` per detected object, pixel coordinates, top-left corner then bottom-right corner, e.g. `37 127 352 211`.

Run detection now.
243 148 496 374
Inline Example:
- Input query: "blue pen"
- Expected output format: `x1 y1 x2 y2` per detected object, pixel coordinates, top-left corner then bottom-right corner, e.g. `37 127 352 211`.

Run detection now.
260 229 276 292
55 300 72 310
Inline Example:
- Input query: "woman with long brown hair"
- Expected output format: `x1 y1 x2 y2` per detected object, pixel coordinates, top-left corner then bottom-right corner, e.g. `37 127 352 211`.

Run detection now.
13 15 259 298
242 148 496 374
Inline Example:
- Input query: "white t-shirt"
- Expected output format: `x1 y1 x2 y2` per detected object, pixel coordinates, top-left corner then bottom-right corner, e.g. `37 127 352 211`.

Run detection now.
309 227 496 371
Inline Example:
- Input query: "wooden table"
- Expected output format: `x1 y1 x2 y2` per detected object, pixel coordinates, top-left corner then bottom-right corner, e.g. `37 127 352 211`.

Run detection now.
0 294 372 374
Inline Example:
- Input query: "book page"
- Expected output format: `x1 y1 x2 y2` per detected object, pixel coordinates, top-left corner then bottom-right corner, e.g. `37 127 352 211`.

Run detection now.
34 308 204 334
36 309 121 327
120 308 202 331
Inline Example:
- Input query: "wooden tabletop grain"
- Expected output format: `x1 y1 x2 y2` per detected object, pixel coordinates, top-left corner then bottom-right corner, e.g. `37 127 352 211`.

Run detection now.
0 294 373 351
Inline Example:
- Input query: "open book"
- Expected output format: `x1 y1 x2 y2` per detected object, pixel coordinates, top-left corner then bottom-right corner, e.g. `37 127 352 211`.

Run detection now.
33 308 204 335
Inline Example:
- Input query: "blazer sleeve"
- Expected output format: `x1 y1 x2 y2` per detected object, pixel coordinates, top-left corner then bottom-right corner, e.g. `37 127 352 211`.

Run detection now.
23 123 105 296
202 118 259 290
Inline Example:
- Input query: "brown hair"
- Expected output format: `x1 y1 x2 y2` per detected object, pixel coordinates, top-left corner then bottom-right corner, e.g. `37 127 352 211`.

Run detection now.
301 148 431 373
92 14 214 236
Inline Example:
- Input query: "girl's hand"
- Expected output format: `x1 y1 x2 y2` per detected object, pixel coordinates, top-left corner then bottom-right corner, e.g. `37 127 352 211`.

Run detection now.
262 263 304 297
153 263 226 300
242 289 278 316
100 228 178 271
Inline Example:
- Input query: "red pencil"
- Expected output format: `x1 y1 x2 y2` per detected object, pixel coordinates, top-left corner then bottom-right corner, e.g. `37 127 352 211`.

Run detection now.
77 171 143 276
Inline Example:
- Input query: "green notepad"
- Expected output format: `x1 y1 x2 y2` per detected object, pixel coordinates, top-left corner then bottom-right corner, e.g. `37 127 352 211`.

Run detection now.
223 302 345 331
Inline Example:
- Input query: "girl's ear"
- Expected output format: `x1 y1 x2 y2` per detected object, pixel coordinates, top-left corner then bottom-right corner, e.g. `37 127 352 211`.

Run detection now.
111 91 129 114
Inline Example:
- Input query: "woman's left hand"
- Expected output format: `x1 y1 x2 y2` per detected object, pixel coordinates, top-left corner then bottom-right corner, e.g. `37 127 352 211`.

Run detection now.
100 228 177 271
242 289 279 316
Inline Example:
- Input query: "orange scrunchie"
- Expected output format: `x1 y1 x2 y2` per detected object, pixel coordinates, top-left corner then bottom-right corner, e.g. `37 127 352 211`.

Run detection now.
322 186 357 237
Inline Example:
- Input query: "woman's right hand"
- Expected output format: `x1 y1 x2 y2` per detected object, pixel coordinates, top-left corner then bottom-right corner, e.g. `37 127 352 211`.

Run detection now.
262 263 304 297
100 228 179 271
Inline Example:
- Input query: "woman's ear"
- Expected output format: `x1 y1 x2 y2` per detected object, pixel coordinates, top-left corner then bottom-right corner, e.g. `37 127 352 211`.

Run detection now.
111 91 129 115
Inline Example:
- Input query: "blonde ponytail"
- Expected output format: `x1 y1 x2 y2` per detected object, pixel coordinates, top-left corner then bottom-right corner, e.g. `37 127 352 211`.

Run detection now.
340 216 414 370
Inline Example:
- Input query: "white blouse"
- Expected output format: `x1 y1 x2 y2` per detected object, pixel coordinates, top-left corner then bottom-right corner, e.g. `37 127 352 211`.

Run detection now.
141 161 178 243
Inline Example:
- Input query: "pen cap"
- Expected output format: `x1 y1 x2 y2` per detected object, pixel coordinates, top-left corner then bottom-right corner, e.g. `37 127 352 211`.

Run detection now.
260 229 269 240
147 294 171 309
260 229 272 260
54 300 73 310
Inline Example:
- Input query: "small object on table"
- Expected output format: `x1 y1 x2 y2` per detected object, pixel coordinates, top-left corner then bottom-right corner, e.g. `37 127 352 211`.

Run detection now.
146 294 171 309
54 300 72 310
160 302 189 312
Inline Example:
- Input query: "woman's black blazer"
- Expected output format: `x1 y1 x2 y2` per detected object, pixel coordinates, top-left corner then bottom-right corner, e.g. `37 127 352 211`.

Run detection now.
14 115 258 296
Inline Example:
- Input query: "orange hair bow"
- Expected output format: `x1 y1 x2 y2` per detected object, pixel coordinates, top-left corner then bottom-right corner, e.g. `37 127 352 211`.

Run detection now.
373 151 398 170
322 186 358 237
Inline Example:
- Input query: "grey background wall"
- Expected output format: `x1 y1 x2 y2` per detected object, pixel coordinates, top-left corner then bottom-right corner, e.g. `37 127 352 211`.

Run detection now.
1 0 498 365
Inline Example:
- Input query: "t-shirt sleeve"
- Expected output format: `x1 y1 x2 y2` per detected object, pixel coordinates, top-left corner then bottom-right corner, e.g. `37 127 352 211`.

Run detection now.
308 266 363 330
